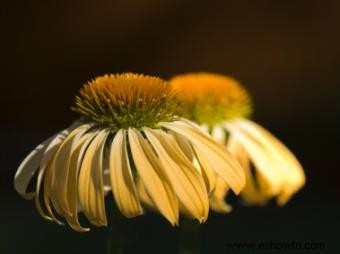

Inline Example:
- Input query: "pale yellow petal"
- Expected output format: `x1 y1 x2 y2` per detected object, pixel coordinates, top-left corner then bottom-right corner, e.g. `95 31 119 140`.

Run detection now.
136 177 156 211
65 131 98 232
172 127 216 194
128 128 179 225
226 135 268 205
225 122 282 196
78 130 108 226
34 129 72 221
161 120 245 194
227 135 250 169
41 125 90 224
248 170 276 205
209 177 232 213
14 126 74 200
236 119 305 188
191 147 217 194
227 119 305 204
171 131 195 160
110 130 143 218
211 125 226 145
50 125 90 217
144 128 209 222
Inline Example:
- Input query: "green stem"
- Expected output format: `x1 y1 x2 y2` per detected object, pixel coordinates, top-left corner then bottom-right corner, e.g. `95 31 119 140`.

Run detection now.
107 233 124 254
107 203 126 254
178 218 201 254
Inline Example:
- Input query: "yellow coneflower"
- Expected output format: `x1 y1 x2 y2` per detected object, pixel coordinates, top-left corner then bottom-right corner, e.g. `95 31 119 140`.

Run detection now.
170 73 306 211
14 73 245 232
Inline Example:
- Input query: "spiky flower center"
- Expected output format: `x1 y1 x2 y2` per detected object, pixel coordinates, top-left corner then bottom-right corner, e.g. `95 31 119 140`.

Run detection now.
170 73 253 127
72 73 179 130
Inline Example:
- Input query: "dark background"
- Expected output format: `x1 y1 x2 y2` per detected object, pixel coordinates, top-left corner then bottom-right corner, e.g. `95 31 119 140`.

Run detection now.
2 1 339 253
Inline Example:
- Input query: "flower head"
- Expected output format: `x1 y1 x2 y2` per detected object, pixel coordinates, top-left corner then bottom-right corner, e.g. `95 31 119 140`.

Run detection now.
14 73 245 231
170 72 305 210
72 73 178 130
170 73 252 126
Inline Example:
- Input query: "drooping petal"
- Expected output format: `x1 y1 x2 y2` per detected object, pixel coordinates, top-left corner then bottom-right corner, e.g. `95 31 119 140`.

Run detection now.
49 126 90 217
34 129 74 221
237 119 305 189
171 131 195 160
225 118 305 205
172 128 216 194
245 170 275 205
78 130 109 226
42 126 89 224
109 129 143 218
227 135 270 205
161 119 245 194
209 177 232 213
211 125 227 145
227 135 250 170
208 135 242 213
224 121 282 196
128 128 179 225
14 123 78 200
135 176 156 211
144 128 209 222
15 136 55 200
171 130 217 195
192 147 217 194
66 131 98 232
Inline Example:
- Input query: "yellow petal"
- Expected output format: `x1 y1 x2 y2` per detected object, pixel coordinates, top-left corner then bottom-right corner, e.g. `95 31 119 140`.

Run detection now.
34 129 73 221
191 147 217 194
161 119 245 194
226 135 267 205
40 125 90 224
50 126 90 217
209 177 232 213
172 128 216 194
171 131 195 160
14 126 74 200
135 177 156 211
65 131 98 232
225 122 282 196
211 126 226 145
226 119 305 204
78 130 109 226
236 119 305 187
109 130 143 218
227 135 250 169
128 128 179 225
144 128 209 222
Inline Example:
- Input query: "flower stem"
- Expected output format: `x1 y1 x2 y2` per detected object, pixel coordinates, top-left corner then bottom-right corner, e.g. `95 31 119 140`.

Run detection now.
107 203 126 254
178 218 201 254
107 227 124 254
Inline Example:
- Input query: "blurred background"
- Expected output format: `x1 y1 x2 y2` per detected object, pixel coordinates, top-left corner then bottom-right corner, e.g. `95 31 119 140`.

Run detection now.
2 0 339 253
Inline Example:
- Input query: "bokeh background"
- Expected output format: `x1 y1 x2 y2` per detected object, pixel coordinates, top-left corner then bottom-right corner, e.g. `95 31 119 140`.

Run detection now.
2 1 339 253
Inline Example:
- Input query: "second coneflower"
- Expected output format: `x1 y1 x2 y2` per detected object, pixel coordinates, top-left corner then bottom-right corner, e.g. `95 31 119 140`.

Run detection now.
14 73 245 232
170 73 306 212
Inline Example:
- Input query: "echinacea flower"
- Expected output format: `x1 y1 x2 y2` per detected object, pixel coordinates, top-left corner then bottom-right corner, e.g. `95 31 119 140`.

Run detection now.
169 73 306 211
14 73 245 231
